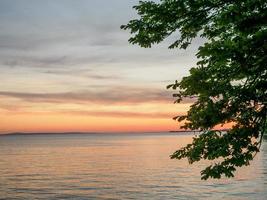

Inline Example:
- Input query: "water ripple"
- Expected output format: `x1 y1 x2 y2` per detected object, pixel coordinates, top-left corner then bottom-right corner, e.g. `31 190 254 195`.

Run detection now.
0 133 266 200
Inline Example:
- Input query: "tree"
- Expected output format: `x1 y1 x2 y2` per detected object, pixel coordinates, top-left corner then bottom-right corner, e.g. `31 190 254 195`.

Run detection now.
121 0 267 179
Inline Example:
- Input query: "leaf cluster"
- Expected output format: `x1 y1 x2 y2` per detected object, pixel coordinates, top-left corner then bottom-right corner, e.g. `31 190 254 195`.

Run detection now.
122 0 267 179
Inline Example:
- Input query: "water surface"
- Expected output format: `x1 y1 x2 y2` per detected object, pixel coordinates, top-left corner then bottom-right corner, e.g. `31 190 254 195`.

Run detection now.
0 133 266 199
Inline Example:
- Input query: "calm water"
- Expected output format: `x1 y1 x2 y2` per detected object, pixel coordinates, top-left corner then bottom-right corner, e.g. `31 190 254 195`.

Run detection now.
0 133 266 200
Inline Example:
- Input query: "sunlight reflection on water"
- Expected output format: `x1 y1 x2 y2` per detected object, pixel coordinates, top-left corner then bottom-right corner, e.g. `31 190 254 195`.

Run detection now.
0 133 266 200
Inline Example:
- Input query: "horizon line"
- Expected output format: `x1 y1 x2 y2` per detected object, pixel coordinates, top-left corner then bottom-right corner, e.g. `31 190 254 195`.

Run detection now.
0 129 231 136
0 130 192 136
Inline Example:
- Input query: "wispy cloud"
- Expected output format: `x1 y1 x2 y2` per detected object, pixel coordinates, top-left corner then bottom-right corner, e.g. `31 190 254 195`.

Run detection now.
42 68 120 80
9 110 172 119
0 87 173 105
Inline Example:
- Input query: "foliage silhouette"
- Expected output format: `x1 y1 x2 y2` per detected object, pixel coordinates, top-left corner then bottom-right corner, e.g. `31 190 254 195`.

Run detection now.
121 0 267 179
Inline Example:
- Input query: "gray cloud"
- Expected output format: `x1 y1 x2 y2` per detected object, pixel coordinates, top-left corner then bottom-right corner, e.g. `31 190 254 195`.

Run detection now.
0 0 203 75
42 68 120 80
0 87 173 105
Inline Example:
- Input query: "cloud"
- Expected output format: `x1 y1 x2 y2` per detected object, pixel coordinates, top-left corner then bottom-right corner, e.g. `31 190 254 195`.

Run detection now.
42 68 120 80
0 107 173 119
0 87 173 105
56 110 172 119
0 0 200 73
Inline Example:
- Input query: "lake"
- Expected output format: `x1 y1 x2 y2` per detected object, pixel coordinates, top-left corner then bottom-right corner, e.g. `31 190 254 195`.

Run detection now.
0 133 266 200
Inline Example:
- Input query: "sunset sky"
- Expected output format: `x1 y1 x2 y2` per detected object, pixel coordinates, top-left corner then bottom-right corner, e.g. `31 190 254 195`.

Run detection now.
0 0 204 133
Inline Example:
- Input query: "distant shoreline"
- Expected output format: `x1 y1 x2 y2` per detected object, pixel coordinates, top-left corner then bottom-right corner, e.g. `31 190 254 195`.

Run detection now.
0 129 230 136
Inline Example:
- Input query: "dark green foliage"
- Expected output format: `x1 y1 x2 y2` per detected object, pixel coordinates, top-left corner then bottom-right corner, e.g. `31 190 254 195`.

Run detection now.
122 0 267 179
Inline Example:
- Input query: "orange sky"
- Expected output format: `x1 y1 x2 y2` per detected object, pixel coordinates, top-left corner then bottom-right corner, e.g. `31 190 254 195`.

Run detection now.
0 99 191 133
0 113 176 133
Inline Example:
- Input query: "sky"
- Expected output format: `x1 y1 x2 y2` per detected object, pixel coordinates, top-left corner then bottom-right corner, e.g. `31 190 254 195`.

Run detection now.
0 0 204 134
